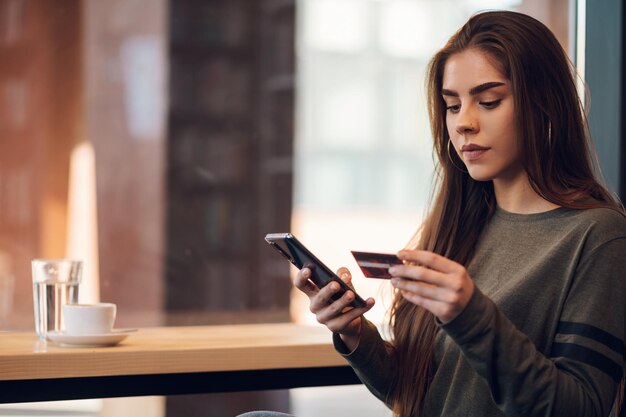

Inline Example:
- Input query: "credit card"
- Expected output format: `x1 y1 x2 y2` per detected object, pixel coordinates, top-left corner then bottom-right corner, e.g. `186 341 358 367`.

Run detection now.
351 251 403 279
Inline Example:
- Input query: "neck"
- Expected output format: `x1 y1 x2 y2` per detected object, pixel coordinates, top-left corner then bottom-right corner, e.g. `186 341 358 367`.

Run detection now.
493 174 560 214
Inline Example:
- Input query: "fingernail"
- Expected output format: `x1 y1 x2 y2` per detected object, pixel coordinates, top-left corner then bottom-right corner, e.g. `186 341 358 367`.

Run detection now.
342 273 349 279
331 282 339 291
390 278 399 286
389 266 399 275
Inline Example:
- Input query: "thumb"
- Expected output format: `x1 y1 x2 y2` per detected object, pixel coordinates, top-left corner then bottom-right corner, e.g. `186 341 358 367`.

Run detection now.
336 267 353 287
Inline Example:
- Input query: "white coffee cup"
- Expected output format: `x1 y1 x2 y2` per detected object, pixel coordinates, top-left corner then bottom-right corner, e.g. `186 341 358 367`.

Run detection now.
63 303 117 335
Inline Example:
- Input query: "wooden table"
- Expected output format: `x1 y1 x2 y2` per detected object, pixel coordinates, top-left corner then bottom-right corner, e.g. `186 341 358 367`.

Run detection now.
0 323 360 403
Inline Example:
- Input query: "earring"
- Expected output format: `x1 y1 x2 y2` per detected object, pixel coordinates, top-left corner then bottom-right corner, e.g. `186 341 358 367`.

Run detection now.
447 140 468 173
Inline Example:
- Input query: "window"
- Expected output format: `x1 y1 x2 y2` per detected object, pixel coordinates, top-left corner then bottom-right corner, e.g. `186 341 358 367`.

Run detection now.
292 0 575 325
0 0 577 415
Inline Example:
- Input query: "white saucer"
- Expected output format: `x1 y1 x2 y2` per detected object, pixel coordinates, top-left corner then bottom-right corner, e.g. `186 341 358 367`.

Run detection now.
46 329 137 347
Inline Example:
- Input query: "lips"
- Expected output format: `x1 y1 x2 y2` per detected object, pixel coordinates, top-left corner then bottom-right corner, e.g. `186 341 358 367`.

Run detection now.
461 143 490 152
460 143 490 161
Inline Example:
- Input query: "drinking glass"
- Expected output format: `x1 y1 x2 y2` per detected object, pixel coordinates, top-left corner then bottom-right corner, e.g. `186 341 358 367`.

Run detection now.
31 259 82 340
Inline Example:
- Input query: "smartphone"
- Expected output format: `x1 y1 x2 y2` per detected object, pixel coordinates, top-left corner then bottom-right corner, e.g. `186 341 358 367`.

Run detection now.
264 233 367 308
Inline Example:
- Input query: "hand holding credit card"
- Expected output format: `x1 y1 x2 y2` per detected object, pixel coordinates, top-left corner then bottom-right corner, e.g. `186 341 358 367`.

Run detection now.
352 251 403 279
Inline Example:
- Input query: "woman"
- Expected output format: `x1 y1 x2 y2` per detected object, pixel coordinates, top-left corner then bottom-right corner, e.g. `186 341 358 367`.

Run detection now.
241 10 626 417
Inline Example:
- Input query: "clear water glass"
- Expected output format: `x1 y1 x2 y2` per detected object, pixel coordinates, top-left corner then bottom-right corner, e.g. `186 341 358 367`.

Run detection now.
31 259 82 340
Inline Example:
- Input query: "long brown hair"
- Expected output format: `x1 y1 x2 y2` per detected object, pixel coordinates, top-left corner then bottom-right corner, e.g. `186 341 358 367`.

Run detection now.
388 11 623 417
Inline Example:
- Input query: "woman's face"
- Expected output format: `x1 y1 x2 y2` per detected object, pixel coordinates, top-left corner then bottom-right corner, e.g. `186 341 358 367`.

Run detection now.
442 48 523 183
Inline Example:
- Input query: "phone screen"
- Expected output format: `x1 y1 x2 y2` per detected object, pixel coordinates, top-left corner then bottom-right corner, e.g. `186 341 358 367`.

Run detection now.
264 233 367 308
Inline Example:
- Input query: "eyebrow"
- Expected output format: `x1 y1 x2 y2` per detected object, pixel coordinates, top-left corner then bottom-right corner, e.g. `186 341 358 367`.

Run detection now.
441 81 506 97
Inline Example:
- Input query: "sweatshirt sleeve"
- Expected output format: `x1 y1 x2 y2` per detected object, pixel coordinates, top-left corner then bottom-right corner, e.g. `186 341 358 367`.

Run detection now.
332 319 395 407
441 237 626 417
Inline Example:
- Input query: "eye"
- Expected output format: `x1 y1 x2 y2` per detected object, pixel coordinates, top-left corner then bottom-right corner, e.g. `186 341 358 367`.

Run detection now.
446 104 460 113
480 99 502 109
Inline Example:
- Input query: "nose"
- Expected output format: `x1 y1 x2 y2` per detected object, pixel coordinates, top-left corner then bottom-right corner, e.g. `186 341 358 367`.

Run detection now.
455 107 479 135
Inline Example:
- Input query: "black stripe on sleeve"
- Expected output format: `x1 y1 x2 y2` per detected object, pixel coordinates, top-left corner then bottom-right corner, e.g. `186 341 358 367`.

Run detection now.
557 321 625 359
551 342 623 382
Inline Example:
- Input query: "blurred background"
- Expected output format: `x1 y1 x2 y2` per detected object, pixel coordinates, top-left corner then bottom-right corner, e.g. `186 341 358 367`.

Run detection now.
1 0 622 416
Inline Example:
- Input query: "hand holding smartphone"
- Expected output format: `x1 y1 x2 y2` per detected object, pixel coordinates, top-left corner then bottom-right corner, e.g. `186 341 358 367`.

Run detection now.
264 233 367 308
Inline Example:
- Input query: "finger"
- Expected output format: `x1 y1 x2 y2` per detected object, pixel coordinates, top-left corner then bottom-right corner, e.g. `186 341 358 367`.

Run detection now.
388 264 452 288
309 281 342 312
323 302 375 333
397 250 462 274
293 268 319 296
399 289 449 316
318 298 375 333
315 289 358 323
336 267 353 286
391 277 459 304
399 290 459 324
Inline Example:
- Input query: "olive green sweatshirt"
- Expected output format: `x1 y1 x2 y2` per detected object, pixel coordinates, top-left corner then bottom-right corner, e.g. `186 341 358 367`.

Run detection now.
334 206 626 417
